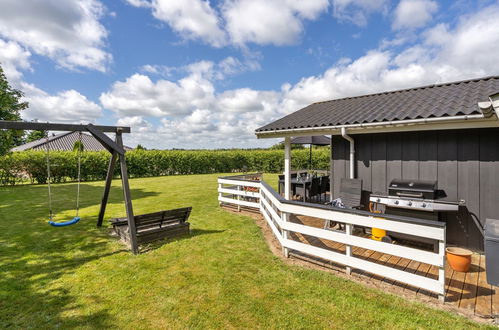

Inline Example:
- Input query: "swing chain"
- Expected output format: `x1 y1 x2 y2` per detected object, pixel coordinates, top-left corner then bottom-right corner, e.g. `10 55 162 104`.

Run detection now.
46 128 83 222
76 131 82 217
45 129 53 221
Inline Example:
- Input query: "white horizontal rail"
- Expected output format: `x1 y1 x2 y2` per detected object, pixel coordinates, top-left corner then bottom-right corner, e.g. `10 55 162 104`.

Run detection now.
283 239 442 294
218 187 260 198
281 221 443 267
218 178 261 188
261 205 283 244
260 196 282 225
219 177 446 297
218 196 260 209
281 202 444 241
259 183 444 241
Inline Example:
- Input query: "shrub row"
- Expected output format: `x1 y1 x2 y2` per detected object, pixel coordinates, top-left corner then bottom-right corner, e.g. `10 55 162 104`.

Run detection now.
0 148 330 185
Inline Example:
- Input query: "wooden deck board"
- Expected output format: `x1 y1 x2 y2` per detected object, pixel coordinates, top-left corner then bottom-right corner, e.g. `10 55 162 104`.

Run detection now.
459 254 480 311
492 285 499 317
475 254 493 317
381 256 407 285
401 259 422 294
418 263 437 298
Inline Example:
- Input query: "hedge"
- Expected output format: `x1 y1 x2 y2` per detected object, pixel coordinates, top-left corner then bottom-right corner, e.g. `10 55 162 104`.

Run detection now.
0 148 330 185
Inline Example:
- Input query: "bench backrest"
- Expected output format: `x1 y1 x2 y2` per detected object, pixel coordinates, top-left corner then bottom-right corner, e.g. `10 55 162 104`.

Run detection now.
134 207 192 229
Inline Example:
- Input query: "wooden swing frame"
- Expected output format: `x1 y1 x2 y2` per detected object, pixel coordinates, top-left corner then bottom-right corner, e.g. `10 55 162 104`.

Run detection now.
0 120 141 254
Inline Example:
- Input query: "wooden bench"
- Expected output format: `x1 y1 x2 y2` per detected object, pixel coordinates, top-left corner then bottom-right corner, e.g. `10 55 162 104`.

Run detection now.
110 207 192 249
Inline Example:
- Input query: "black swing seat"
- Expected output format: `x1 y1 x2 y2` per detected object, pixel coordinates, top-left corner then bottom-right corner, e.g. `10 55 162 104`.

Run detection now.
110 207 192 247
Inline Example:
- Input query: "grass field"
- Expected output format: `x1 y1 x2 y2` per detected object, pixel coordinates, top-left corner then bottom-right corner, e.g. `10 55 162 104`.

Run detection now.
0 173 491 329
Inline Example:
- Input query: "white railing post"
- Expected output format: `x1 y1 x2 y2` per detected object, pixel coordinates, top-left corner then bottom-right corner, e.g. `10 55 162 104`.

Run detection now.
345 223 352 275
218 182 222 206
237 184 241 212
438 234 446 303
284 137 291 200
282 211 289 258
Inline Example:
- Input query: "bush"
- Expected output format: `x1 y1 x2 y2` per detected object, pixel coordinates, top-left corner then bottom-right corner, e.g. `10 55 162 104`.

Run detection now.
0 148 330 185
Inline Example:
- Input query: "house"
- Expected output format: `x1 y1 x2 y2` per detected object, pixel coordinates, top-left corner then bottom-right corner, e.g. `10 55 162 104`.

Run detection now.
255 76 499 251
11 131 132 152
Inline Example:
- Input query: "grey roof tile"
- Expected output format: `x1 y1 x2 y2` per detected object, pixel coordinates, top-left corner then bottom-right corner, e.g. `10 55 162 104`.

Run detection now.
256 76 499 133
11 131 132 152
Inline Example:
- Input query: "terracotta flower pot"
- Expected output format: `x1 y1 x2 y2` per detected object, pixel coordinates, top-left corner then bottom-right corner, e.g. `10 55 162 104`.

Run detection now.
446 247 472 272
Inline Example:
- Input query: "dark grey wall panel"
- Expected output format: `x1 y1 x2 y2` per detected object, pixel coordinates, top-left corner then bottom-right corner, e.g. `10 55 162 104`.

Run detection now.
402 133 419 179
371 134 387 194
330 128 499 251
387 133 402 185
419 131 438 181
457 131 481 250
357 135 372 192
437 131 458 201
331 136 346 199
479 129 499 232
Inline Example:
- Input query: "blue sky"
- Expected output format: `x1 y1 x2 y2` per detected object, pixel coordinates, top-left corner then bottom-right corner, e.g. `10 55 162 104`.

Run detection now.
0 0 498 148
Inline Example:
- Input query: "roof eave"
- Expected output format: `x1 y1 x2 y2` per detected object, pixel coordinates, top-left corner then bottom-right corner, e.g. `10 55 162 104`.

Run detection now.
255 114 499 139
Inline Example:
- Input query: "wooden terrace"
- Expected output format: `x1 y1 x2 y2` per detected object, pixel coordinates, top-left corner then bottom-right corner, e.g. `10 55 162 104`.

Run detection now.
288 214 498 319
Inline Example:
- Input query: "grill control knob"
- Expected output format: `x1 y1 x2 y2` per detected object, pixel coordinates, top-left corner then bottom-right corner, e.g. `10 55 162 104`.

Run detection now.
394 200 399 205
422 203 426 208
376 198 380 203
408 201 412 206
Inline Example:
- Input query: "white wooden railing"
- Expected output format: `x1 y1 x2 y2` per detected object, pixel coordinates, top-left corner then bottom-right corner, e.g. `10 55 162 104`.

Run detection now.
218 174 446 301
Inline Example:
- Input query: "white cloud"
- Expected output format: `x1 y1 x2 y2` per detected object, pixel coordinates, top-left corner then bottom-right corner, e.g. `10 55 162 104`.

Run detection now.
116 116 153 133
0 0 111 72
128 0 329 47
223 0 329 46
0 39 32 83
283 2 499 107
101 56 262 118
110 3 499 149
21 83 102 122
100 72 215 117
128 0 227 47
0 40 102 123
332 0 388 26
392 0 438 30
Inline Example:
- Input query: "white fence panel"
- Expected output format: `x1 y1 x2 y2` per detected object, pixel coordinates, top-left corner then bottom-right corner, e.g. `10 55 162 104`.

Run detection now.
217 176 446 298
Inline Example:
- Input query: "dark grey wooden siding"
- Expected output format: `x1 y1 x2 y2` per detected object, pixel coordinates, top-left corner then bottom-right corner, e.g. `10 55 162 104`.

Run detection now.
330 128 499 251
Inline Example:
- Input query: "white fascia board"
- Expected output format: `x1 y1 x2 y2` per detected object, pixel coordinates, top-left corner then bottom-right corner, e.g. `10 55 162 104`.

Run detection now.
255 117 499 139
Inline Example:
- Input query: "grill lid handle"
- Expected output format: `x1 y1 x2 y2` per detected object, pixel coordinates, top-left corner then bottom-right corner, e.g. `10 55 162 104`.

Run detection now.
395 191 424 198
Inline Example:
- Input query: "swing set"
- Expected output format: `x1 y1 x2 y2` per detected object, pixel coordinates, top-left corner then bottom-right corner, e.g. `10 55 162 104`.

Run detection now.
46 131 83 227
1 120 188 254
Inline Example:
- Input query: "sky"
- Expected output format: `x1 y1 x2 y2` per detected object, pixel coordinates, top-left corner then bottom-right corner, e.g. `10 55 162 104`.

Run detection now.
0 0 498 149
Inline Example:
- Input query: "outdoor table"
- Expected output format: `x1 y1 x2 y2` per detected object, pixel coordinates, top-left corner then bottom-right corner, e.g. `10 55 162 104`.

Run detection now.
278 177 313 202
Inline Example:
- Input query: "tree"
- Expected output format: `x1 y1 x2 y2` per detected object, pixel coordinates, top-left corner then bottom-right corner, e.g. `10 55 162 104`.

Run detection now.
136 144 147 150
26 130 47 142
0 65 29 155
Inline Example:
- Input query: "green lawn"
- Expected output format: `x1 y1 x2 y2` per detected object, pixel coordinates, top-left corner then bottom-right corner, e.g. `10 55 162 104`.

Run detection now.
0 173 490 329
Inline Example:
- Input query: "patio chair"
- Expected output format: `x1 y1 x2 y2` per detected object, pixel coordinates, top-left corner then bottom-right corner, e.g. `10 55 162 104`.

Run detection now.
295 176 321 202
278 174 284 194
309 177 321 201
324 178 363 230
319 176 329 202
338 178 363 209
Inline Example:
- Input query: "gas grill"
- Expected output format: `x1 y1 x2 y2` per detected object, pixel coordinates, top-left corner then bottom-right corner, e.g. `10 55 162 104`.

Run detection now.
370 179 461 213
369 179 463 249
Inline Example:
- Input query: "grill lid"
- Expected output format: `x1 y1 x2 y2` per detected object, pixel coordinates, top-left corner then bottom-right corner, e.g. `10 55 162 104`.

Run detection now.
389 179 437 193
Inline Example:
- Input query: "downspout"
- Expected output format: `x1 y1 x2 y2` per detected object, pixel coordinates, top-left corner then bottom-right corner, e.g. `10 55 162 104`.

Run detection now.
341 127 355 179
